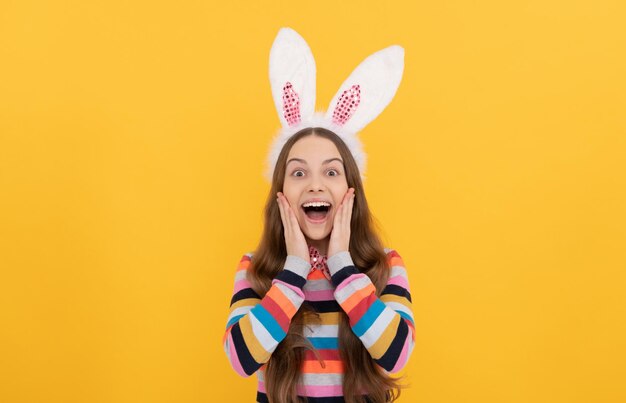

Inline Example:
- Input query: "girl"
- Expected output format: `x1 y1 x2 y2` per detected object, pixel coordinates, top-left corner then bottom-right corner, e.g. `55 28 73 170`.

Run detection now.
223 28 414 403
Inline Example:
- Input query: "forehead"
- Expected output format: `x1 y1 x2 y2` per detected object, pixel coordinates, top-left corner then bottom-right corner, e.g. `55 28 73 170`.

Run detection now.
287 135 342 161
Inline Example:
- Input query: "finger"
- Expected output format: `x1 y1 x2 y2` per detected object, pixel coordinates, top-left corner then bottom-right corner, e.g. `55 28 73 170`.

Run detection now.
279 192 294 209
277 193 288 230
342 195 351 229
344 190 355 228
340 188 351 205
277 193 285 225
333 197 344 227
337 188 352 226
279 193 302 238
287 204 302 235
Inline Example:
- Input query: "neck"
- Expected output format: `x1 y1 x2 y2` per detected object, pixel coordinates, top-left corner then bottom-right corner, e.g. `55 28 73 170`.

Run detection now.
306 237 329 256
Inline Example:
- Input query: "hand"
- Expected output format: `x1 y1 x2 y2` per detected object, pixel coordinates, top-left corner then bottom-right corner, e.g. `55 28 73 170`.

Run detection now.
276 192 310 263
328 188 355 258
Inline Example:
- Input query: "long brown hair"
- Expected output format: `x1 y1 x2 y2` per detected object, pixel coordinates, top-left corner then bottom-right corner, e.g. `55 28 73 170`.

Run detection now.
249 127 402 403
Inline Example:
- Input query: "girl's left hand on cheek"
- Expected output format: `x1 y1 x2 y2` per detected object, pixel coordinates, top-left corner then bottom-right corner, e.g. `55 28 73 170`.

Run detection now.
328 188 355 258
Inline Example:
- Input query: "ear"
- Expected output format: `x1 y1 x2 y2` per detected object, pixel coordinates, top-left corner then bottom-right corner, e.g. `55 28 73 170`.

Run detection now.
269 28 316 127
325 45 404 133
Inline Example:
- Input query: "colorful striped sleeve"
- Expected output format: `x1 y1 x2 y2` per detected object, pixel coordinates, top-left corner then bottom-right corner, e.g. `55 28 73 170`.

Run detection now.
327 249 415 373
223 253 311 377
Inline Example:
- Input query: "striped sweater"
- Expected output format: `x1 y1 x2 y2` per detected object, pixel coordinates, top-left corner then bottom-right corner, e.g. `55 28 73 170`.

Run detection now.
223 249 415 402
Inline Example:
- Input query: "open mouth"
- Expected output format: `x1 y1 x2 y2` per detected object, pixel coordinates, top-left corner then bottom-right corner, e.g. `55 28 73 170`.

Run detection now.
301 201 331 222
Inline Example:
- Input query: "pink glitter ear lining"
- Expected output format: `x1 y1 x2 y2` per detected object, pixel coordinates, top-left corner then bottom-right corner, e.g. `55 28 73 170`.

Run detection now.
282 82 301 126
332 84 361 125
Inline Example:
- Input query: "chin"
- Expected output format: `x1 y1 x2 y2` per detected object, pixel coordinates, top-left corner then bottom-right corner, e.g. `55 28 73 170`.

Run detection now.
303 230 331 241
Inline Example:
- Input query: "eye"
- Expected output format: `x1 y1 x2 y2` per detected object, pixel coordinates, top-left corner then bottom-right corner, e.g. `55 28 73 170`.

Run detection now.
292 170 305 177
327 169 340 177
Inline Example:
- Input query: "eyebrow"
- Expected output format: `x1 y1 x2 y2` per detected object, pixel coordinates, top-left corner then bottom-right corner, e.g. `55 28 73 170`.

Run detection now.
286 157 344 166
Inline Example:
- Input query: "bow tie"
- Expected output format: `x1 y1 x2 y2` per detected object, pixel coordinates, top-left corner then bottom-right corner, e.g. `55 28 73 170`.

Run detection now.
309 246 331 281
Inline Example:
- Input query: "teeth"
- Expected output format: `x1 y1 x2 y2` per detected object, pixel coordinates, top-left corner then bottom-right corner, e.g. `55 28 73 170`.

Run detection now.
302 201 331 208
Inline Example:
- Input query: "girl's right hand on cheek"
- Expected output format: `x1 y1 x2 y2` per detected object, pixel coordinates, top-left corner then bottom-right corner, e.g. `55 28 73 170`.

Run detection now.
277 192 310 263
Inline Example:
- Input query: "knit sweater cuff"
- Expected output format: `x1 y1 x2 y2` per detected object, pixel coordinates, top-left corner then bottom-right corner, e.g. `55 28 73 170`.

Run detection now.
327 251 354 276
284 255 311 279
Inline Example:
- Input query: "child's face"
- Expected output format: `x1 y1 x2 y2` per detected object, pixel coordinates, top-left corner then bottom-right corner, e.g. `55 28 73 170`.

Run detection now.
283 135 349 246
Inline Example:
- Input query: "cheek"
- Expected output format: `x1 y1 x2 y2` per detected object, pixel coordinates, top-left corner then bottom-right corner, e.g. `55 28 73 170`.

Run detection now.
286 196 300 211
281 184 299 207
285 197 304 221
332 186 349 205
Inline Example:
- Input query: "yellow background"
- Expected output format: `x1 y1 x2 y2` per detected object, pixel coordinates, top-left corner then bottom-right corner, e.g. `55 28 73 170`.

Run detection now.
1 1 625 402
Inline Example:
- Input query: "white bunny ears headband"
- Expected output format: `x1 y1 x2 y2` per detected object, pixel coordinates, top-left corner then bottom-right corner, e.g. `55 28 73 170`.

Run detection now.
265 27 405 181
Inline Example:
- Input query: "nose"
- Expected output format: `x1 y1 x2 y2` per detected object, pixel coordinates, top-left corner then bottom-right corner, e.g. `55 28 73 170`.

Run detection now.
307 173 325 193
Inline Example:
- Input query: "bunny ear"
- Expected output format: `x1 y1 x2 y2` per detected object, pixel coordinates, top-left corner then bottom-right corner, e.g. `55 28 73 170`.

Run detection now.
269 28 316 127
325 45 404 133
